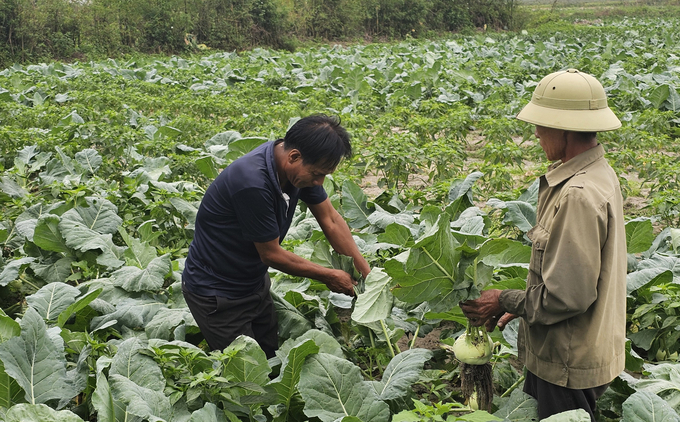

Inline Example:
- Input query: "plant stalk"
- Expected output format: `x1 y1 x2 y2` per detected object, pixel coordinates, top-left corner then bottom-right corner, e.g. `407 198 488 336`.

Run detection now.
19 275 40 293
380 319 396 358
501 375 525 398
410 324 421 349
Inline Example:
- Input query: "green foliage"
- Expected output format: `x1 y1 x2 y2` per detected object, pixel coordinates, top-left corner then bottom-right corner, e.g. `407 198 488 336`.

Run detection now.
0 0 521 66
0 18 680 420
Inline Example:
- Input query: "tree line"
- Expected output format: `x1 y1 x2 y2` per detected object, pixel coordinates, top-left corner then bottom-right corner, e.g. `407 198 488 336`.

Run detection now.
0 0 516 66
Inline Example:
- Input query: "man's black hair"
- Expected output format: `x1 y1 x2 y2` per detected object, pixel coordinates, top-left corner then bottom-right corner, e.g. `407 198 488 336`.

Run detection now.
283 114 352 169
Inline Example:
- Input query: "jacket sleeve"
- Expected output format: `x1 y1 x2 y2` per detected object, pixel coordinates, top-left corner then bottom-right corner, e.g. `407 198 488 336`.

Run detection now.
501 187 608 326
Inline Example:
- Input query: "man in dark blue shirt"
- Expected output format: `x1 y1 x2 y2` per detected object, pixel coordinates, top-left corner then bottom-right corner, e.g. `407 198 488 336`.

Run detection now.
182 115 371 358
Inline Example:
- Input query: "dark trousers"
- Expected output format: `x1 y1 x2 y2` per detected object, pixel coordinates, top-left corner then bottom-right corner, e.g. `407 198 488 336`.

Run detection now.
182 275 279 359
523 371 609 421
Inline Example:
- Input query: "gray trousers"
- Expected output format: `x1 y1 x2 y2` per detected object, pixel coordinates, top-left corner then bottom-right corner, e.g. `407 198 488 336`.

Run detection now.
182 275 279 359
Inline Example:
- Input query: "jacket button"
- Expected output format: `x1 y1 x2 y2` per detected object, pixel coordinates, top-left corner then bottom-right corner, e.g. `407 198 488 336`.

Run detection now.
563 367 568 372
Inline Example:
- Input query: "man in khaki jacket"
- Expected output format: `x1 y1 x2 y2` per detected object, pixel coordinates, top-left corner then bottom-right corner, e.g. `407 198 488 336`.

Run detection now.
461 69 627 420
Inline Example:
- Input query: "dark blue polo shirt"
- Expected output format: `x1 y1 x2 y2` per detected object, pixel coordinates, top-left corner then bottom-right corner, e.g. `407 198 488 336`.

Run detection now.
182 140 327 298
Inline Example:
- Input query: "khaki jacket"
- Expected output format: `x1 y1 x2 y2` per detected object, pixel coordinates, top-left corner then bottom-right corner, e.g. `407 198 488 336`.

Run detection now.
500 145 627 389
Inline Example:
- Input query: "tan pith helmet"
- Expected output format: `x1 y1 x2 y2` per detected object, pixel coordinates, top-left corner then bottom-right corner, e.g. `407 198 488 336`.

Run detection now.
516 69 621 132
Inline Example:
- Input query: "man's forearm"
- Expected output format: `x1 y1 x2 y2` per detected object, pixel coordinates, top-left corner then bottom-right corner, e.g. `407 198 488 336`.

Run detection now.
309 200 371 278
322 222 371 277
261 247 335 283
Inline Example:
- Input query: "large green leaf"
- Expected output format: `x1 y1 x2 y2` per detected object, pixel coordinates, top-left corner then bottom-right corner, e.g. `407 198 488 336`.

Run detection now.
194 155 219 179
366 205 416 232
39 155 80 185
310 242 359 280
71 197 123 235
299 353 389 422
626 268 673 296
109 374 172 421
221 336 271 388
57 288 102 328
626 218 655 254
352 269 394 324
110 254 171 292
628 328 658 351
542 409 591 421
189 402 229 422
664 86 680 112
119 228 158 268
448 171 483 202
110 338 165 391
369 349 432 401
95 237 127 269
145 308 194 340
74 149 102 175
58 213 115 252
14 203 61 241
57 200 125 258
272 292 313 340
0 311 20 342
478 238 531 267
637 254 680 277
0 308 78 405
649 84 670 109
141 157 172 181
92 368 118 422
0 360 24 409
3 403 84 422
206 130 243 147
503 201 536 233
26 283 81 321
377 223 413 248
672 228 680 254
30 256 73 284
493 389 538 421
277 329 343 359
225 137 268 162
33 215 69 252
622 390 680 422
389 215 466 312
0 257 35 286
342 180 372 229
268 339 319 411
90 297 165 331
169 198 199 228
0 176 28 199
634 363 680 411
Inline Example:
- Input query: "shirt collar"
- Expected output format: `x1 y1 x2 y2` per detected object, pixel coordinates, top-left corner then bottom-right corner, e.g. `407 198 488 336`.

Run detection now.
544 144 605 187
265 140 283 194
266 139 298 198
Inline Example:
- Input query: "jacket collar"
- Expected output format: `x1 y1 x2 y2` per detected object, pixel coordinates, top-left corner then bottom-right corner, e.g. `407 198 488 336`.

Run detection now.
544 144 605 187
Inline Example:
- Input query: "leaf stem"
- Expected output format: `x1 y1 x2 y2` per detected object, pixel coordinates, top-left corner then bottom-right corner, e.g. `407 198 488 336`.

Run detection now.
19 275 40 293
501 375 525 398
380 319 396 358
422 248 455 284
410 324 421 349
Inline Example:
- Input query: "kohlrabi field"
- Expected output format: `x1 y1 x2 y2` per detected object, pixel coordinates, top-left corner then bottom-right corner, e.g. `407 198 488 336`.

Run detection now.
0 16 679 422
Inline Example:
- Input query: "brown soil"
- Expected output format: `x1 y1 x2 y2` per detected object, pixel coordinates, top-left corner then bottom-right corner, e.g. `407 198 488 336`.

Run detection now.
396 320 458 352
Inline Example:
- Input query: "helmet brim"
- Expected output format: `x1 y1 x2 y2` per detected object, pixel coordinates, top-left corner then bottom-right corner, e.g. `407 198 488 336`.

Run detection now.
517 102 621 132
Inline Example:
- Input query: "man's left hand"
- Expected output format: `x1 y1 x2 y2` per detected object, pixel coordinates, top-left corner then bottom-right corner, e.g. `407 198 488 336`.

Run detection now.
460 289 504 328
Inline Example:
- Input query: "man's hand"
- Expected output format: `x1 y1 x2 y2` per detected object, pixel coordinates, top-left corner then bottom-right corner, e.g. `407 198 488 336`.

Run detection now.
324 269 358 296
496 313 519 330
460 289 504 328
